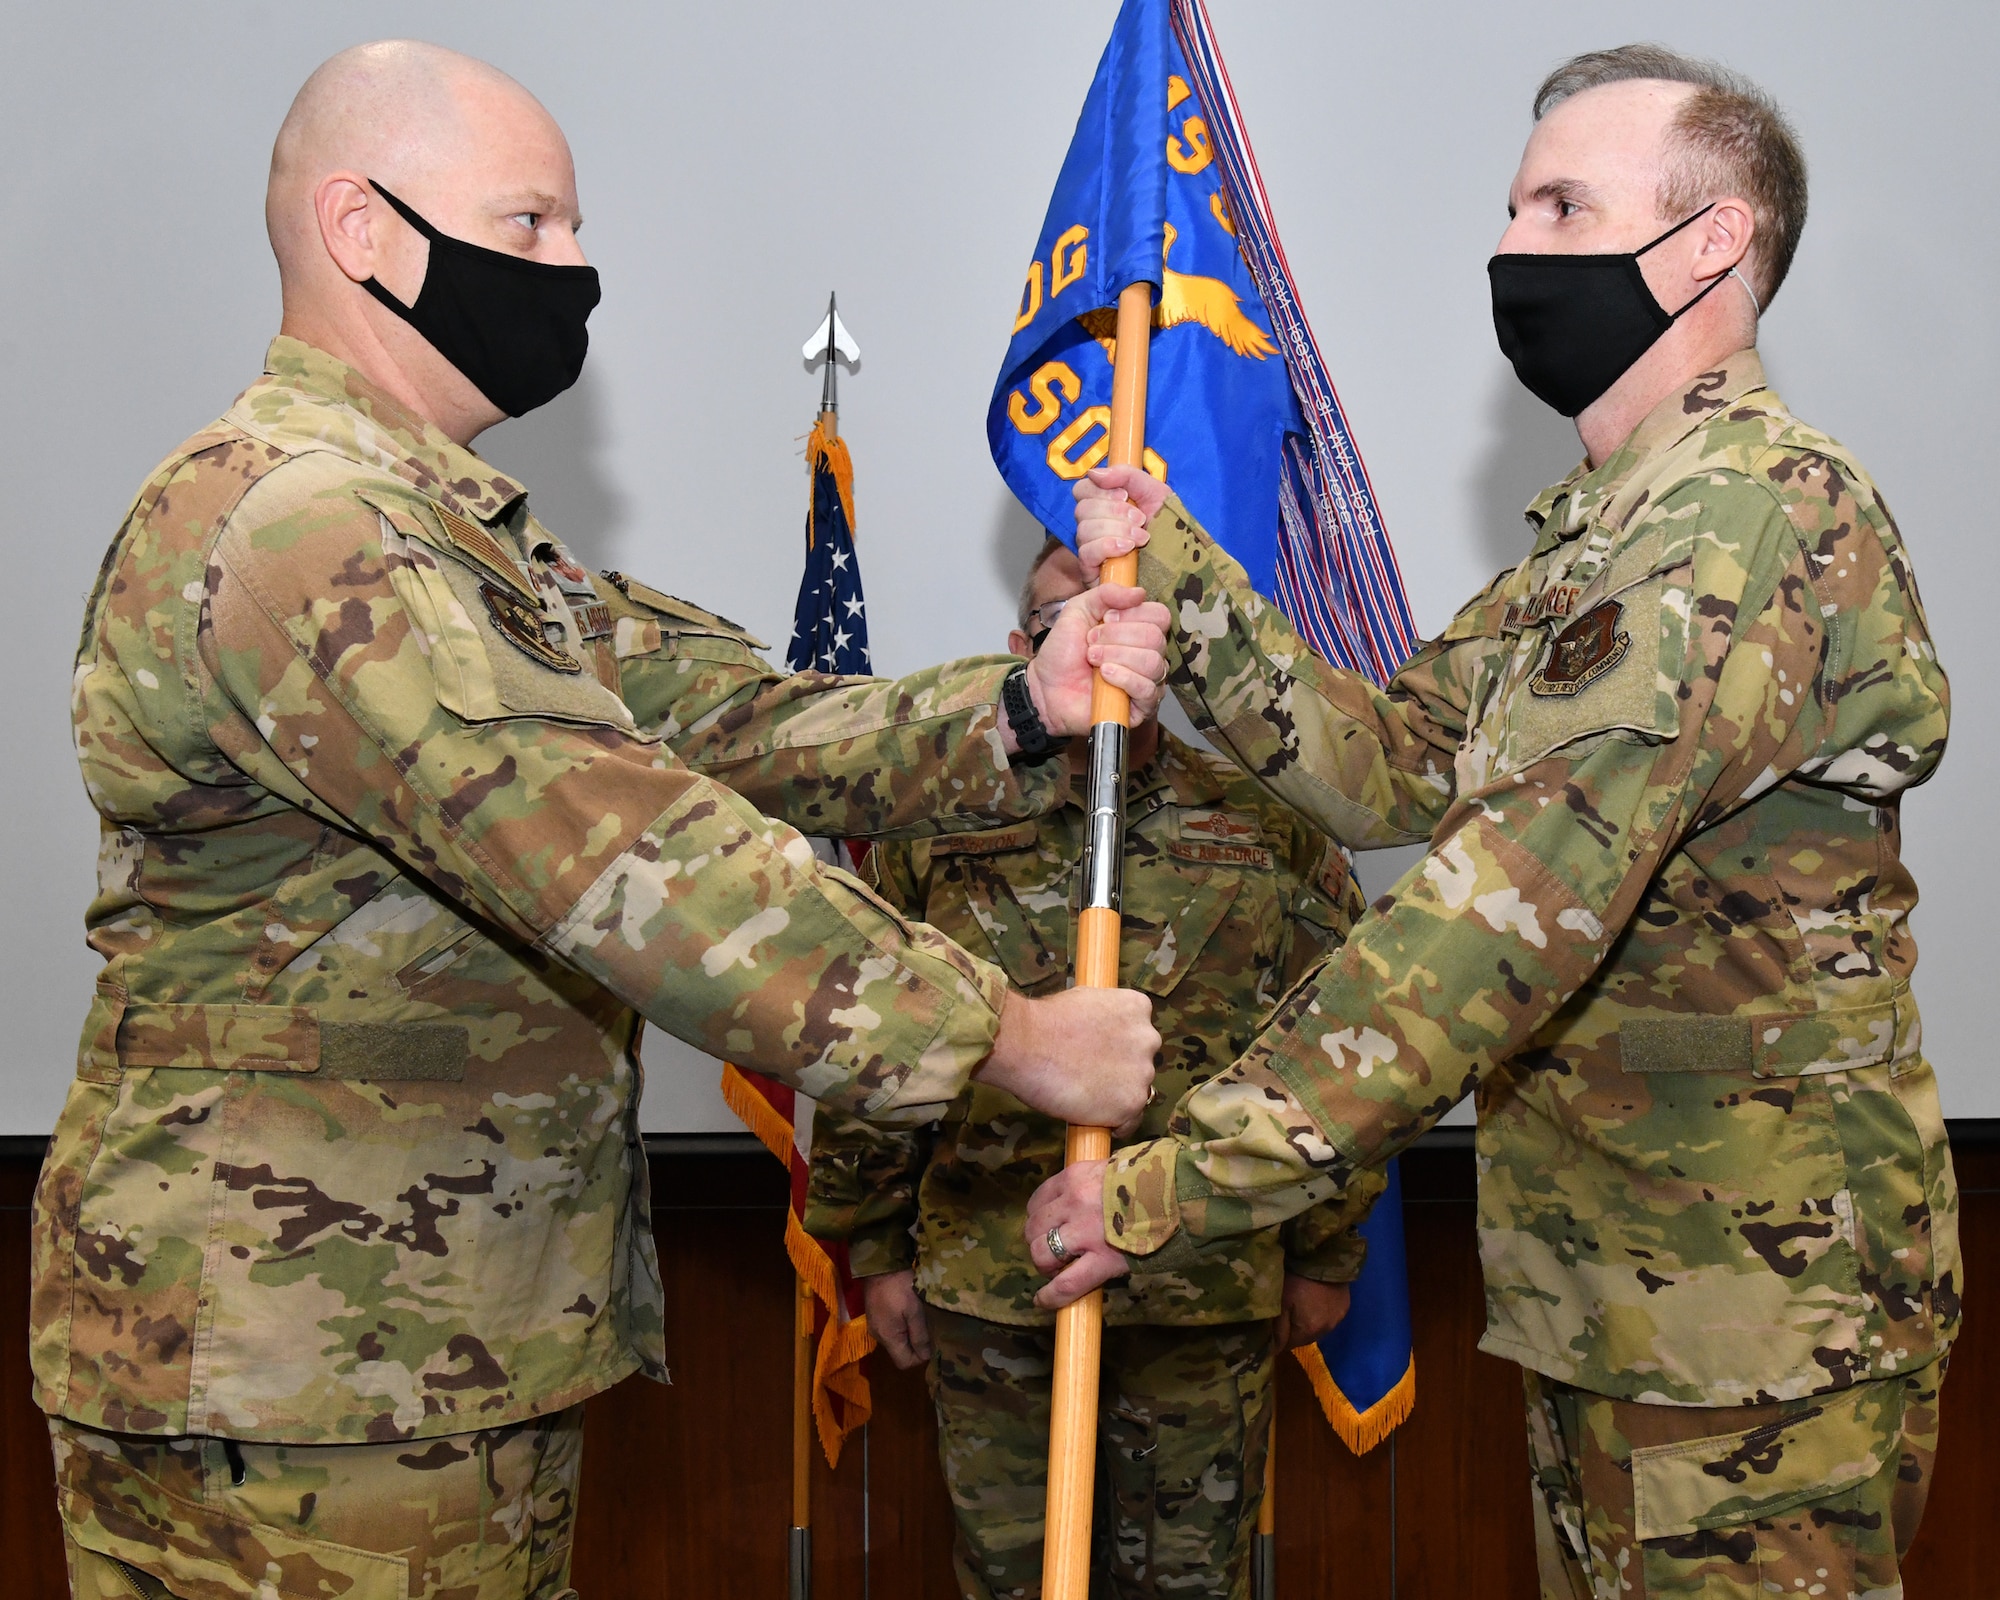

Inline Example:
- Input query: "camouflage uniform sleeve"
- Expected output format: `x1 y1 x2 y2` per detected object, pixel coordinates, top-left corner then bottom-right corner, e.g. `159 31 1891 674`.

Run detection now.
801 838 934 1272
200 481 1006 1123
1274 828 1379 1283
602 578 1065 839
1108 474 1848 1262
802 1109 928 1276
1280 1165 1386 1285
1139 495 1487 848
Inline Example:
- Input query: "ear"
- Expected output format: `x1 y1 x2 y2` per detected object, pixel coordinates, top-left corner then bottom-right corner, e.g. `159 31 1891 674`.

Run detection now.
315 173 389 288
1694 197 1757 282
1007 628 1033 659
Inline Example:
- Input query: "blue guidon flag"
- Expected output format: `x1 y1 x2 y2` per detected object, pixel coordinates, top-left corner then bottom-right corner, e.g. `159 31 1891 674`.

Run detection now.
988 0 1418 1452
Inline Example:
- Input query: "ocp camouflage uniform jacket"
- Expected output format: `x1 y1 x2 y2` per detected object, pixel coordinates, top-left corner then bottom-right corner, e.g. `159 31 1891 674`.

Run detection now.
805 729 1382 1327
1108 353 1958 1410
34 337 1073 1445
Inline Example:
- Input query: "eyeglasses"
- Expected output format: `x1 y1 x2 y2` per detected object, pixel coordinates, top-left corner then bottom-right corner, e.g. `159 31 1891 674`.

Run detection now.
1023 595 1074 653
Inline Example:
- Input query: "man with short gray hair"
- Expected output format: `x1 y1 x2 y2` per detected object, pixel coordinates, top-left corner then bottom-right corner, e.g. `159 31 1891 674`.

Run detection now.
1047 43 1957 1596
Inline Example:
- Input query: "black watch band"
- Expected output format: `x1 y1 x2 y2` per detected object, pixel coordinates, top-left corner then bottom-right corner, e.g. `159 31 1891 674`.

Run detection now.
1002 665 1060 763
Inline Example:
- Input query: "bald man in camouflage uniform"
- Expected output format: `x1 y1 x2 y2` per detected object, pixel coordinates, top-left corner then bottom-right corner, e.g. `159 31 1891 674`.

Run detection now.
1036 47 1958 1600
34 42 1169 1600
807 542 1380 1600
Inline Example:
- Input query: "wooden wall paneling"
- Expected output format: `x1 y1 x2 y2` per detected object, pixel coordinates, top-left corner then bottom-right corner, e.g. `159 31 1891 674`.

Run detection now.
572 1148 870 1600
859 1356 958 1593
1271 1354 1394 1596
1391 1141 1540 1599
0 1149 67 1595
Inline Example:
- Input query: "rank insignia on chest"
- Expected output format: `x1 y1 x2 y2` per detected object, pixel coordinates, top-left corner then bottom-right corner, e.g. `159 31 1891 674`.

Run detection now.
1530 599 1629 697
479 581 582 674
1179 810 1262 844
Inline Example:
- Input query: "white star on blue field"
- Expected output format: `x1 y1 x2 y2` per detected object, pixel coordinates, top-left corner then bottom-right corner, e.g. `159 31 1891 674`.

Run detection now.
786 458 872 675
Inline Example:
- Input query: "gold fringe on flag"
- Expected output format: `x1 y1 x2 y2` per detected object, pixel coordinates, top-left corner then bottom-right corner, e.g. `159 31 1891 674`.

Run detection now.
804 417 856 552
720 1060 794 1164
720 1063 878 1467
1291 1343 1415 1456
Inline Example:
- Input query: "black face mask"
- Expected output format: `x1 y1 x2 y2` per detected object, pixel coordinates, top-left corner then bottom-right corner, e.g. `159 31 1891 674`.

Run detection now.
361 181 601 418
1488 204 1734 417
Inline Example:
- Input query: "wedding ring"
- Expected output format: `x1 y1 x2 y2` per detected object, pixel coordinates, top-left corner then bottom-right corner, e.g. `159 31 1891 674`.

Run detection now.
1047 1226 1069 1261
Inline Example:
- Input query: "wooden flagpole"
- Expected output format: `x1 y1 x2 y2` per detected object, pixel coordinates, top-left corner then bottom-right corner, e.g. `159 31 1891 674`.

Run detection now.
1041 278 1154 1600
790 1273 814 1599
792 322 841 1600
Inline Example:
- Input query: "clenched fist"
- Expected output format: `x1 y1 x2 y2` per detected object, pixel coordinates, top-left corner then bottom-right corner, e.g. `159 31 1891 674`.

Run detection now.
977 987 1159 1133
1015 581 1171 742
1073 465 1171 582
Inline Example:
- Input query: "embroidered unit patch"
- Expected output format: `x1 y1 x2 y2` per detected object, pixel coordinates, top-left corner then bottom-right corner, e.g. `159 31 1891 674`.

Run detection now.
1530 599 1630 697
479 582 582 674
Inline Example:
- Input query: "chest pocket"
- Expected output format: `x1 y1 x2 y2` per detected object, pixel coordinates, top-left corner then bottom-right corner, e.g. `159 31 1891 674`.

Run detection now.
1472 521 1690 784
1120 805 1266 999
931 830 1072 993
369 494 635 731
1119 859 1247 999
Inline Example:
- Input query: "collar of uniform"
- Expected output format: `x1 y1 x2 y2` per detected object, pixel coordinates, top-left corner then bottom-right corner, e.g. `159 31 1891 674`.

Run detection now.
1522 349 1772 553
236 337 529 525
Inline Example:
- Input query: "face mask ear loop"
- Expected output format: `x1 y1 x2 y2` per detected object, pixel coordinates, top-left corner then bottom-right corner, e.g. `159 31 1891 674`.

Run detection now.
1632 202 1718 259
1730 266 1763 319
1641 205 1745 322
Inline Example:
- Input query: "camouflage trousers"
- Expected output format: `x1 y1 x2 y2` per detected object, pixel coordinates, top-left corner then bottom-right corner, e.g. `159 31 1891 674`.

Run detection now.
1523 1363 1943 1599
928 1305 1274 1600
50 1405 584 1600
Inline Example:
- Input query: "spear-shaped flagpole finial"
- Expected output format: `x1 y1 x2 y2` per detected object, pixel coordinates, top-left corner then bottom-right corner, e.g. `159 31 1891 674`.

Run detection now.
802 294 861 438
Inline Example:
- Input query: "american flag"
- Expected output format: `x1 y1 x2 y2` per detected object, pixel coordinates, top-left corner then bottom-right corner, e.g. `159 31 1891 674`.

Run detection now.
785 420 871 674
723 412 880 1472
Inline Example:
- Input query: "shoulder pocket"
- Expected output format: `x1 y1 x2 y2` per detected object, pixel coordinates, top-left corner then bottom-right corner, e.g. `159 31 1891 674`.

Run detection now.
1631 1380 1901 1541
1501 555 1689 774
365 493 634 731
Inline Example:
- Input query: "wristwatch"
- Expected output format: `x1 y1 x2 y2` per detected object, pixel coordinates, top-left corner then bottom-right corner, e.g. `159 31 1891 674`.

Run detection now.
1002 665 1061 762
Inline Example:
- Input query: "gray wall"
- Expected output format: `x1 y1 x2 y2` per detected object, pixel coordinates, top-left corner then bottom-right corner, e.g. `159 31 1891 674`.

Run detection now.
4 2 1993 1132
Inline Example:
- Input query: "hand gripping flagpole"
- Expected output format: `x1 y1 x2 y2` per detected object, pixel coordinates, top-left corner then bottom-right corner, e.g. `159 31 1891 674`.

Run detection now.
1042 278 1153 1600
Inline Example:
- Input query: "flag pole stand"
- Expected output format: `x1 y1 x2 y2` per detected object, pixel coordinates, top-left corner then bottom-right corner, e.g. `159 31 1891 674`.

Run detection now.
790 1271 814 1600
1042 278 1153 1600
1252 1397 1276 1600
